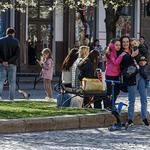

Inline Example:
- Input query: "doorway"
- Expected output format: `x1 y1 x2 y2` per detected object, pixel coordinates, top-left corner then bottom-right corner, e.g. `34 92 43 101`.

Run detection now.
27 0 53 73
28 22 52 72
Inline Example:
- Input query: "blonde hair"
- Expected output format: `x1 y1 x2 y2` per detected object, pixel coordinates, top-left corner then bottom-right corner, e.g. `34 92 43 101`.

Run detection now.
78 46 89 57
42 48 53 59
130 38 138 43
83 38 89 46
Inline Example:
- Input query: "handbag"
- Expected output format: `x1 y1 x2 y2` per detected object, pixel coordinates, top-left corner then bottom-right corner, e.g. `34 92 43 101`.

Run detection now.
123 60 139 79
82 78 103 91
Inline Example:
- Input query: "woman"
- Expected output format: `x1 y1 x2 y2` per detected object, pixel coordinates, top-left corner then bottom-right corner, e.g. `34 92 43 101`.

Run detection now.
118 36 149 126
78 49 99 81
78 50 99 107
71 46 89 88
61 48 78 87
93 39 103 70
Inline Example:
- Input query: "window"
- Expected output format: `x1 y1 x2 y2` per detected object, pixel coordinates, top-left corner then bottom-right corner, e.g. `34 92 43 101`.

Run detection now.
116 6 133 38
0 11 9 37
75 5 96 45
28 0 53 19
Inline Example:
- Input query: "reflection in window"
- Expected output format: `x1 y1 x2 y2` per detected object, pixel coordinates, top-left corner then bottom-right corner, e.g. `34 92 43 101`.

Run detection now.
40 24 51 62
0 11 9 37
75 6 95 45
28 4 38 18
40 0 53 19
28 24 37 65
116 6 133 38
28 0 53 19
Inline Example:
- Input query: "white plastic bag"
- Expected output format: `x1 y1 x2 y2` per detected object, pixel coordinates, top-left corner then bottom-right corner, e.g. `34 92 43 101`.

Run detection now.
69 94 83 108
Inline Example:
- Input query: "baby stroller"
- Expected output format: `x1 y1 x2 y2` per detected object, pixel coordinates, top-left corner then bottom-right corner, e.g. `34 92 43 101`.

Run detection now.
105 80 128 131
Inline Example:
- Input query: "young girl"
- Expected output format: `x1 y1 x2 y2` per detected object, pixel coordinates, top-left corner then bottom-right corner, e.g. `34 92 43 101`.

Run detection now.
104 39 126 111
38 48 54 102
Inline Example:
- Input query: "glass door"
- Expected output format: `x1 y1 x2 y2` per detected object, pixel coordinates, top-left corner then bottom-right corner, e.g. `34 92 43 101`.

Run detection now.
28 22 52 72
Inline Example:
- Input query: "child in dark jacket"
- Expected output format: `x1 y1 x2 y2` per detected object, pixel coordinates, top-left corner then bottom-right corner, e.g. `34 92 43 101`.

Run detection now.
130 38 149 88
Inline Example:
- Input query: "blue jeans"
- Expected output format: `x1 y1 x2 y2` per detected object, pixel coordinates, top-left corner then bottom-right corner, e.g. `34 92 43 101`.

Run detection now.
98 62 102 70
0 63 16 100
127 73 147 120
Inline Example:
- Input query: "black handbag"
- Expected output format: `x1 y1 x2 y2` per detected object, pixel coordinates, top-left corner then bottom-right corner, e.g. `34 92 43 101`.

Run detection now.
123 62 139 79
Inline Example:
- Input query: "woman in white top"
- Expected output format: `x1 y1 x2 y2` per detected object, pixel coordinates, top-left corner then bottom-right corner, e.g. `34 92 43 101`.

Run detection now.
61 48 78 87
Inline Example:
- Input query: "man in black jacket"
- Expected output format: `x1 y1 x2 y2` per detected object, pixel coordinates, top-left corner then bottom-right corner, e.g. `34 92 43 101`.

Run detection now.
0 28 20 101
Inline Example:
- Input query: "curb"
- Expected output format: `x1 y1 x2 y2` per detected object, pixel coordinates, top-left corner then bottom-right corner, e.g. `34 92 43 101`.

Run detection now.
0 111 149 133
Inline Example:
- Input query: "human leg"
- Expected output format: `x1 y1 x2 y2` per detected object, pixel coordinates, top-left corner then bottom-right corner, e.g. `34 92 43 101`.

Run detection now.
138 73 148 119
140 65 149 88
7 64 16 100
127 85 137 120
0 64 7 98
44 79 53 98
105 76 119 108
105 76 112 108
98 62 102 70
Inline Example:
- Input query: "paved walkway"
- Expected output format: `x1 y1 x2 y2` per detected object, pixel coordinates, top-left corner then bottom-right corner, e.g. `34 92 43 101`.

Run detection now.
1 82 150 149
0 125 150 149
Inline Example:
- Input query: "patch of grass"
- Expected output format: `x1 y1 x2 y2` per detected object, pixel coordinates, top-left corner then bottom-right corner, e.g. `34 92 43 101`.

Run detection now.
0 101 105 119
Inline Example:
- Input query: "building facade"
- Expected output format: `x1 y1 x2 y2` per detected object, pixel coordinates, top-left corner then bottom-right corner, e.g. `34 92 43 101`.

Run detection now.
0 0 149 73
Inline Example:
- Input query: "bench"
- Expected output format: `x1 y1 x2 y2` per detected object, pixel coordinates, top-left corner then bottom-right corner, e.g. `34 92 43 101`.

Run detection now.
4 73 42 89
16 73 42 89
54 71 106 108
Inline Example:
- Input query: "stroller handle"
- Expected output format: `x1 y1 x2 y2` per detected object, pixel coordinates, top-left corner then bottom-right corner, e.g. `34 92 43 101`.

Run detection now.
105 80 120 84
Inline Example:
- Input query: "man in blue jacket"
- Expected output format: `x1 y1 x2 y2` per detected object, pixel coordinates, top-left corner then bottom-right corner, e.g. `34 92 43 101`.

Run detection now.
0 28 20 101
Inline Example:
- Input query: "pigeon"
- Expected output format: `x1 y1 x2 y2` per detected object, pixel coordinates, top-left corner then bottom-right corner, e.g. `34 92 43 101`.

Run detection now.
18 89 30 99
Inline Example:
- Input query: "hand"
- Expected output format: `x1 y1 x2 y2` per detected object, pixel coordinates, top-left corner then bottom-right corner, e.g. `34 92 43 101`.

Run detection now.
2 62 9 66
131 49 139 57
140 56 145 60
120 52 126 57
138 61 146 66
38 61 43 66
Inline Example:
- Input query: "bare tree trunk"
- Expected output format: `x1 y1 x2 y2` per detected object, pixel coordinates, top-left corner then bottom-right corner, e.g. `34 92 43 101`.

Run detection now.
104 5 123 45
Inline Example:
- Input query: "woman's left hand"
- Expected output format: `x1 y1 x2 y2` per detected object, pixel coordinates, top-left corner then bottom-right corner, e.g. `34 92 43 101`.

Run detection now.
138 61 147 66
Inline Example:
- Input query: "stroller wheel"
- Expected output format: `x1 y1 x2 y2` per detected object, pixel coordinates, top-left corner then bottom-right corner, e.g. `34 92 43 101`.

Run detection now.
125 122 128 130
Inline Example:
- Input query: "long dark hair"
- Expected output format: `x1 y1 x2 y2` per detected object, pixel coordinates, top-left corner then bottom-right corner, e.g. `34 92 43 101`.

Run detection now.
104 38 120 60
79 50 99 76
120 35 130 50
94 39 99 46
61 48 78 71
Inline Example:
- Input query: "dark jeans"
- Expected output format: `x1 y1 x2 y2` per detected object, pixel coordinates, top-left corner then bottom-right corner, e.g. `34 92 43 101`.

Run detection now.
98 62 102 70
105 75 120 107
140 65 148 80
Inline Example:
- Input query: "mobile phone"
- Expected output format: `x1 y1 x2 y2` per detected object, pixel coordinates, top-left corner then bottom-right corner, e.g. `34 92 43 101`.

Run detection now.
36 59 39 62
133 46 138 51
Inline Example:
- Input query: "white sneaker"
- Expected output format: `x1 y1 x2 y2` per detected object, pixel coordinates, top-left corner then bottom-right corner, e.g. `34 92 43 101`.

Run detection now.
48 98 55 102
45 97 49 100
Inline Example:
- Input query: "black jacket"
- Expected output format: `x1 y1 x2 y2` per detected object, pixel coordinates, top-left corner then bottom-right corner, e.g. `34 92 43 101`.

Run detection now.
78 59 94 81
0 35 20 65
134 43 149 63
118 49 136 92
